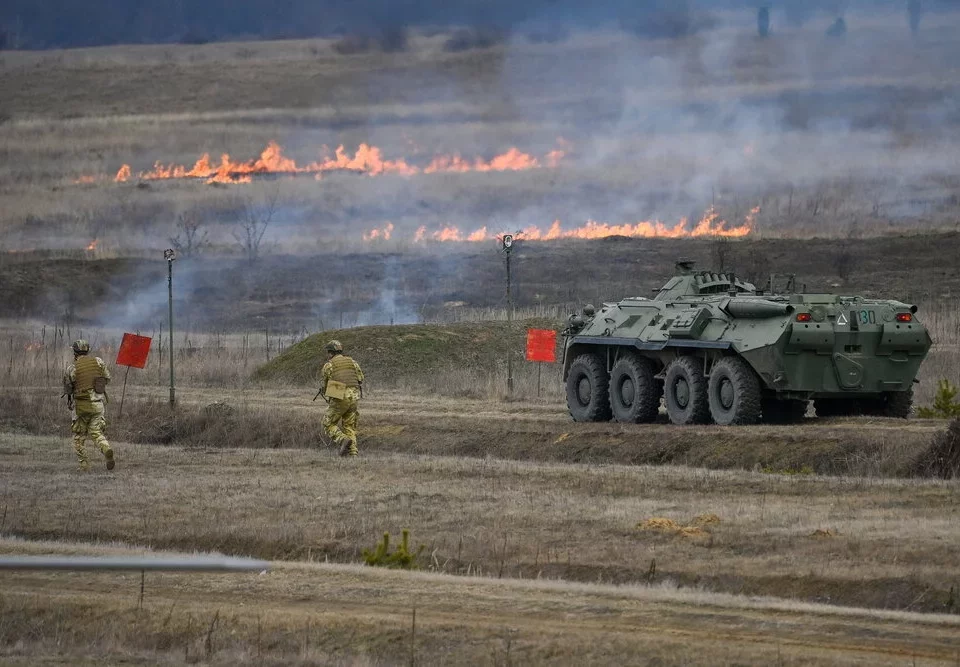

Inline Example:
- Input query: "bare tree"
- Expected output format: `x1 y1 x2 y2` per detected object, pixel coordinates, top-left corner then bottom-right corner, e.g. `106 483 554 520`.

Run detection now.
233 190 278 261
711 236 731 272
170 210 210 258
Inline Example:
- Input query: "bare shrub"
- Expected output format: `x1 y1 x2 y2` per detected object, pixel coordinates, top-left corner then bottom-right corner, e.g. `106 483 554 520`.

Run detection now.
621 2 716 39
524 24 570 44
376 26 408 53
170 210 210 258
833 240 855 283
915 418 960 479
444 27 508 53
232 190 278 261
711 236 731 273
332 34 373 55
179 29 209 45
738 246 772 288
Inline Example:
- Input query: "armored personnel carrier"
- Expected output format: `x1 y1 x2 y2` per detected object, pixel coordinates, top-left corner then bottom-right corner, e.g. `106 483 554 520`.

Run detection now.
562 261 931 425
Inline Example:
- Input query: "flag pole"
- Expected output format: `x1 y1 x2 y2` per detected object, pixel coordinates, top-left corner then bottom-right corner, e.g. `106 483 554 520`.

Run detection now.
118 365 131 418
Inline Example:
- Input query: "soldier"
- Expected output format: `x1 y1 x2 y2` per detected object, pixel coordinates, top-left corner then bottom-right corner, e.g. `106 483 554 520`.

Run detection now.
319 340 364 456
63 339 114 471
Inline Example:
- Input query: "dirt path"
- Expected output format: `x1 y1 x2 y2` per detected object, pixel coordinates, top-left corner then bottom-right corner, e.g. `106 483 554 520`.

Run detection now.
3 548 960 665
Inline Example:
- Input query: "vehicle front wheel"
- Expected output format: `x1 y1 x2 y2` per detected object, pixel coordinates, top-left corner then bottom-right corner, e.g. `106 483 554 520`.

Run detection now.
663 356 711 425
707 357 762 425
566 353 613 422
610 355 660 423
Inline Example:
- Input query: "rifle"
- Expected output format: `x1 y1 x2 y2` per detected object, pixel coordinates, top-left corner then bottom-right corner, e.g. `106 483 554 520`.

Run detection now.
312 386 328 403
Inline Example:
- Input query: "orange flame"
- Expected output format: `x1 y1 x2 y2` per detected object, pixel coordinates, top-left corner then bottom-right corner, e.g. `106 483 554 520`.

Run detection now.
108 141 563 185
24 342 42 352
373 207 754 244
86 240 99 251
362 222 395 241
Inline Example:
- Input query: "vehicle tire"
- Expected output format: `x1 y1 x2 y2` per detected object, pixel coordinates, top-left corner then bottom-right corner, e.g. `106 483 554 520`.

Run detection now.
610 355 660 423
707 357 762 425
663 356 711 425
880 388 913 418
566 353 613 422
762 398 808 424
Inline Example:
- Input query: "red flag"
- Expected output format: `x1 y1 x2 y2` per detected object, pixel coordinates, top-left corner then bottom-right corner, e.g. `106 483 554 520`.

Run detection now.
525 329 557 363
116 333 152 369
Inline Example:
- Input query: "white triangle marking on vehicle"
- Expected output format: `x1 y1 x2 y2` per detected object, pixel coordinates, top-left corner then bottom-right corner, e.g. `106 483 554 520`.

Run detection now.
837 312 848 325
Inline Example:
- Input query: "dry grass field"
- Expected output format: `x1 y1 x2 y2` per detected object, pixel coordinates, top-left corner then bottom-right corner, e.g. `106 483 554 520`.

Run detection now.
5 7 960 664
2 438 960 664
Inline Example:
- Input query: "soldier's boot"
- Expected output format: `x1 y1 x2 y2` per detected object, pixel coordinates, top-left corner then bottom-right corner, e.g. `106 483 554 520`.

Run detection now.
104 447 115 471
338 437 352 457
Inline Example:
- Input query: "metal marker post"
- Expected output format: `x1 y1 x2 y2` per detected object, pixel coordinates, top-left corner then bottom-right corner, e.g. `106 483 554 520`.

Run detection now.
164 249 176 407
502 234 515 394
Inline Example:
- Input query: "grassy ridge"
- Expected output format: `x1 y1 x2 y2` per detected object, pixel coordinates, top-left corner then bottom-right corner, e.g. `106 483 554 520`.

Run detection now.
253 318 562 385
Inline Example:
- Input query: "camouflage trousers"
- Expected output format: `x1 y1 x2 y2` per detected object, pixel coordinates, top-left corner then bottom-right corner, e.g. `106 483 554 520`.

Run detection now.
322 390 359 455
72 401 112 470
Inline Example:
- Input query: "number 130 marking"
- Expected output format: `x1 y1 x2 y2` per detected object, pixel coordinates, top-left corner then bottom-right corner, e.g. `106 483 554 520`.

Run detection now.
858 310 876 324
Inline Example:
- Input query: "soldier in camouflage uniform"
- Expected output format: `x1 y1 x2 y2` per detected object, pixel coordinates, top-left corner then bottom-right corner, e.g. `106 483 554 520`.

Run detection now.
63 339 115 471
319 340 364 456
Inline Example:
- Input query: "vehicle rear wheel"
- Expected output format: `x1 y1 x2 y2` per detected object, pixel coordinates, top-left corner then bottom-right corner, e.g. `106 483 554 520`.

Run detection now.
762 398 808 424
610 355 660 423
566 353 612 422
663 356 711 425
708 357 762 425
881 388 913 418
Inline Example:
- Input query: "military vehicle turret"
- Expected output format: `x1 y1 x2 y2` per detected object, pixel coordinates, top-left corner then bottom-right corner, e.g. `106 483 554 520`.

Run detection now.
562 260 932 425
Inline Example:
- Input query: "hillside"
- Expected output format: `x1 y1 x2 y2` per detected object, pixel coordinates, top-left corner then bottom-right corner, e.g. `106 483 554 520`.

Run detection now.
4 232 960 331
253 319 561 385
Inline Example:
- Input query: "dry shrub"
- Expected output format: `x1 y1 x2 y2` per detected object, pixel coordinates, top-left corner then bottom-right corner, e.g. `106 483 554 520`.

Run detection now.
915 418 960 479
443 27 508 52
332 34 373 55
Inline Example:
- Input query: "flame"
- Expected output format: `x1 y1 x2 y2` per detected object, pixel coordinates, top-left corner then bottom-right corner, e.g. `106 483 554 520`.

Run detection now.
73 175 99 185
24 342 42 352
368 207 754 243
86 240 99 251
362 222 394 241
107 141 562 185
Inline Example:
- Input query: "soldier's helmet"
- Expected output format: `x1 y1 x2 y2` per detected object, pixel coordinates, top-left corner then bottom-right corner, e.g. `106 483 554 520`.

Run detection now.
71 339 91 355
325 340 343 353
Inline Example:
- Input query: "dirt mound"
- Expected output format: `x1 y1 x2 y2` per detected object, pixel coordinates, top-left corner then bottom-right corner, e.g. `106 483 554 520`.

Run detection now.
254 319 561 386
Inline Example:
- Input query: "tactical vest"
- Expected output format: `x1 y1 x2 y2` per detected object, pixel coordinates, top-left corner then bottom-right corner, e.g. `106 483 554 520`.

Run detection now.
73 356 102 397
328 354 361 388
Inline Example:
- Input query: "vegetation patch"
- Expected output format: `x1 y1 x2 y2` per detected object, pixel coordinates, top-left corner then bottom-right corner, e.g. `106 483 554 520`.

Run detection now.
917 379 960 418
915 417 960 479
253 319 560 386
